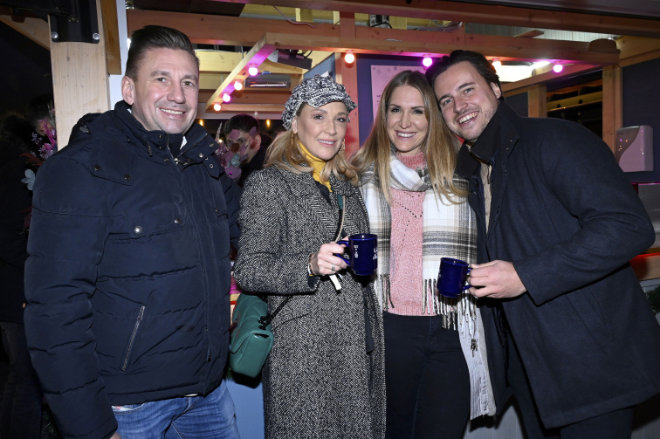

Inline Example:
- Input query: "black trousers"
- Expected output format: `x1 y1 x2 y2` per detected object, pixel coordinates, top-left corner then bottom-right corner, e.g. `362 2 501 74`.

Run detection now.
506 330 634 439
384 312 470 439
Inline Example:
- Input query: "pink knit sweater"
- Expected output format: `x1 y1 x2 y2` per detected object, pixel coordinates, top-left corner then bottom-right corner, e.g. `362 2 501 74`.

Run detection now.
388 152 429 316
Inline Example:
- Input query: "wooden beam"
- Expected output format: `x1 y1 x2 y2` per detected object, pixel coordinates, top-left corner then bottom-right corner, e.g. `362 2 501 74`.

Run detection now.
204 35 276 111
0 14 50 49
126 10 619 64
261 30 619 64
502 63 601 95
617 36 660 67
214 0 660 38
100 0 121 74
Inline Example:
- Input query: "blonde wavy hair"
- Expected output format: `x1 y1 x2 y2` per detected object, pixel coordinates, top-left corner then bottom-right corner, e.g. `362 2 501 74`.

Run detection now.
351 70 465 202
265 105 359 185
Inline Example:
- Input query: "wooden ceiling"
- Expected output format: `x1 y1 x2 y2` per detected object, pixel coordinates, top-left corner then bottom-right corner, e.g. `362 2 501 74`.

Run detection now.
2 0 660 120
124 0 660 119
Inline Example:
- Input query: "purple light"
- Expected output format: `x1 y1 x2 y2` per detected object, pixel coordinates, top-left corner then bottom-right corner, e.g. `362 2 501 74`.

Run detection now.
552 64 564 73
248 65 258 76
422 56 433 68
222 93 231 103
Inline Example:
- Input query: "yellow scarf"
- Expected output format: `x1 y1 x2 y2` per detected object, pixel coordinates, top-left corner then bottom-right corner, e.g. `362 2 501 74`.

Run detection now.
299 141 331 191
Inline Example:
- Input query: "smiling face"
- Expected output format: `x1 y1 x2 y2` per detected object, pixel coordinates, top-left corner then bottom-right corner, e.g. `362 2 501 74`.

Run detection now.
386 84 428 157
291 101 349 161
432 61 501 145
121 47 199 134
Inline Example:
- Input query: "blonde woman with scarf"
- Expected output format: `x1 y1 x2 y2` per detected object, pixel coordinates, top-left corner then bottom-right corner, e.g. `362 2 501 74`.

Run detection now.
351 70 495 439
233 75 385 439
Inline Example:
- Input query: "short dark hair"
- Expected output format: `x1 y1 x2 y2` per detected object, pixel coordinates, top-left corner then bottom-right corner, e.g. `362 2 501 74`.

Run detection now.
125 25 199 79
223 114 259 137
425 50 501 94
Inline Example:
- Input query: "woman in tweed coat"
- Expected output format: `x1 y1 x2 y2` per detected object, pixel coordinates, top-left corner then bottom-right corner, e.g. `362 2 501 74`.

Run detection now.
233 75 386 439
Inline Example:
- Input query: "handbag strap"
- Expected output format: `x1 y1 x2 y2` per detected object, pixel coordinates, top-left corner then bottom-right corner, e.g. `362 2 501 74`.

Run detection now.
260 193 346 328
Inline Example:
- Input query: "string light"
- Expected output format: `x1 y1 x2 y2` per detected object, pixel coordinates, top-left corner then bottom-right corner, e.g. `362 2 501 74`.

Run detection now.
344 52 355 65
552 63 564 73
422 56 433 68
213 103 222 112
222 93 231 103
234 80 243 91
248 65 259 76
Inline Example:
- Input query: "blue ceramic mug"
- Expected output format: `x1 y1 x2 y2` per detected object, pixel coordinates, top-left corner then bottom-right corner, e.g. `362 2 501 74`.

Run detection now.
437 257 471 298
337 233 378 277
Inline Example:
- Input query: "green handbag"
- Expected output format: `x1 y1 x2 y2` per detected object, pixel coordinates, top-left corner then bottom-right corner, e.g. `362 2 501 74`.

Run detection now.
229 293 275 378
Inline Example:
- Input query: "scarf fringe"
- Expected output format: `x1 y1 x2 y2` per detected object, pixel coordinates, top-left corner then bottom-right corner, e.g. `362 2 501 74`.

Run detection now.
378 275 477 331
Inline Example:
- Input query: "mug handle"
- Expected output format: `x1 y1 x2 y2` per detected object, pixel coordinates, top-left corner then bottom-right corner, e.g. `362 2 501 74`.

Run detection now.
335 240 350 264
463 266 472 290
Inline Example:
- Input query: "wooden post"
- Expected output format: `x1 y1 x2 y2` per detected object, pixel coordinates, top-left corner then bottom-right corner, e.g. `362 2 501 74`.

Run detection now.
527 84 547 118
50 0 110 147
334 52 359 157
602 64 622 153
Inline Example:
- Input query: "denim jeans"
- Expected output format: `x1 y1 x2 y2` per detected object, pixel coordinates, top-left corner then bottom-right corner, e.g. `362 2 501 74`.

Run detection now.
112 380 240 439
0 321 43 439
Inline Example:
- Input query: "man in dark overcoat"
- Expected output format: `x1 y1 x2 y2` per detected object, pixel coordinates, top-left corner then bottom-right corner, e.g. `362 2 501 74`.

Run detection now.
427 50 660 438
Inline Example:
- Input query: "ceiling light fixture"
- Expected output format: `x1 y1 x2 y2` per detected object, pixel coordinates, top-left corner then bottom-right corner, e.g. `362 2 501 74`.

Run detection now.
344 52 355 65
222 93 231 103
552 63 564 73
213 103 222 112
248 65 259 76
234 80 243 91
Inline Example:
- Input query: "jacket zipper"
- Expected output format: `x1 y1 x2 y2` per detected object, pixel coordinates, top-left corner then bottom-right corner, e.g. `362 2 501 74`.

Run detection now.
122 305 146 371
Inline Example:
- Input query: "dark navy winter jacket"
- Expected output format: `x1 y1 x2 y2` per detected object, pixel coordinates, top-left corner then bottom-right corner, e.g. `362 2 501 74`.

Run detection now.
24 101 240 439
456 102 660 428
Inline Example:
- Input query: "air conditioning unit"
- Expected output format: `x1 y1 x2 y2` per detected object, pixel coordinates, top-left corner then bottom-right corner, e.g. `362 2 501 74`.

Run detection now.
615 125 653 172
245 74 291 89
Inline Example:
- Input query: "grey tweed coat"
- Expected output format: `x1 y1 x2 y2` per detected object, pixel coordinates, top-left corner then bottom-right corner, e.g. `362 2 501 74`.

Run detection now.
233 166 386 439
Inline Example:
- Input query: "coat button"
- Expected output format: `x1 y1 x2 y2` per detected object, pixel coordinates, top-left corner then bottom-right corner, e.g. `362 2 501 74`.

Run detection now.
198 152 204 158
209 163 214 168
123 174 131 181
134 226 143 234
174 218 182 224
93 165 101 172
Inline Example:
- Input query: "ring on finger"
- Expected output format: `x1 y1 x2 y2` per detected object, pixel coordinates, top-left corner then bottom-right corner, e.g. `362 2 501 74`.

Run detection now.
331 264 335 272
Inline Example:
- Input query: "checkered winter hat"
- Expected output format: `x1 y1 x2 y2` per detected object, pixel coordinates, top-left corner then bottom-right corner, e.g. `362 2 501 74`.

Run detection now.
281 75 356 129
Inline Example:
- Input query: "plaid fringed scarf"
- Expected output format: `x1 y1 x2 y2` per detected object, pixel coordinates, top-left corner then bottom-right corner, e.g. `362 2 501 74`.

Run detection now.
360 157 495 418
360 156 477 325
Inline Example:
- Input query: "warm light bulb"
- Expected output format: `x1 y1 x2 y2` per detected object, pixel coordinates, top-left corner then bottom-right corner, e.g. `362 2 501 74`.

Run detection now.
422 56 433 68
248 65 258 76
234 80 243 91
344 52 355 64
265 119 271 129
552 64 564 73
198 119 205 127
492 59 502 69
213 103 222 112
222 93 231 103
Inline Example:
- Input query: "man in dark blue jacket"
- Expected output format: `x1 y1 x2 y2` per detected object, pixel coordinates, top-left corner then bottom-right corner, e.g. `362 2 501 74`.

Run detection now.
427 50 660 438
24 25 240 439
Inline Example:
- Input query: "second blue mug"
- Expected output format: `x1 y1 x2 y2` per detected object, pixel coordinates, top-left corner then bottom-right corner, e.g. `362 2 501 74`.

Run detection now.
437 257 471 298
337 233 378 277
